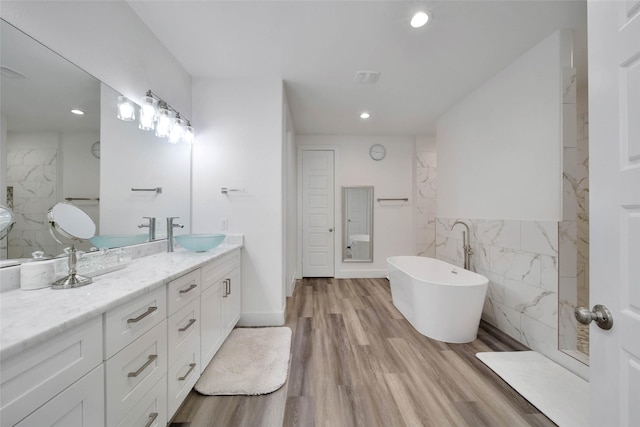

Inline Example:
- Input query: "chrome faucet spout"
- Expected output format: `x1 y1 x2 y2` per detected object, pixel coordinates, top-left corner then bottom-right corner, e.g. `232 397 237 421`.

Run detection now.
451 220 473 270
167 217 184 252
138 216 156 241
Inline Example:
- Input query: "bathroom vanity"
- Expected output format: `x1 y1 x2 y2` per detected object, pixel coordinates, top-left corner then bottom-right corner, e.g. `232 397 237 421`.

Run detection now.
0 242 242 426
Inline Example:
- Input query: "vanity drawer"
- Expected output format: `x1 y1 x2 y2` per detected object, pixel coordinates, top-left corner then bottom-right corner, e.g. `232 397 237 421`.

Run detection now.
15 364 104 427
167 333 200 419
117 374 167 427
105 286 166 359
0 316 103 427
167 269 201 316
168 297 200 364
202 250 240 290
106 319 167 427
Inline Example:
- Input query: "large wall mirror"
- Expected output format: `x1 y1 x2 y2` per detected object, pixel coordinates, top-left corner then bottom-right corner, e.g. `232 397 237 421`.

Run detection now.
0 19 191 261
342 186 373 262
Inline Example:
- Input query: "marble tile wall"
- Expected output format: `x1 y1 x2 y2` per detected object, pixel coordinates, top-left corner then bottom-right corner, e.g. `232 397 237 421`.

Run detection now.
415 149 437 257
436 218 560 357
6 147 62 258
558 68 589 362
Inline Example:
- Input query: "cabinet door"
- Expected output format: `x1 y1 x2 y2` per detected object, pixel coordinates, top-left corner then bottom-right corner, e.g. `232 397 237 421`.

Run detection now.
200 282 223 372
15 365 104 427
1 316 103 427
221 268 241 334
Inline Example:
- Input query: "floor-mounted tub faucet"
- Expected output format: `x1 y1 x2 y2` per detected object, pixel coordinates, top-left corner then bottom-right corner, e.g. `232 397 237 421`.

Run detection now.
167 217 184 252
138 216 156 241
451 220 473 270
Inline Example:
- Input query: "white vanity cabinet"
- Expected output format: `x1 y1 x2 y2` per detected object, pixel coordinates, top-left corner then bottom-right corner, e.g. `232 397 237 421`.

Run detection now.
0 243 243 427
167 270 202 418
105 286 168 427
221 266 241 334
200 249 241 371
0 316 103 427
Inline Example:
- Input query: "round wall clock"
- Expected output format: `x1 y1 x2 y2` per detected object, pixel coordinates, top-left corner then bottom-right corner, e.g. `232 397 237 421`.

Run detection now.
91 141 100 159
369 144 386 161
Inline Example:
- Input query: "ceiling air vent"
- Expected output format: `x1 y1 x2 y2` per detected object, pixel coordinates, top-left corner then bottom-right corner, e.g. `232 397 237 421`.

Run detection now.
353 70 380 84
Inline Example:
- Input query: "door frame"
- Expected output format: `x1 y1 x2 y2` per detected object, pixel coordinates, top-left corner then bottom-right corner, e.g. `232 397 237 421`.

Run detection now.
297 145 339 278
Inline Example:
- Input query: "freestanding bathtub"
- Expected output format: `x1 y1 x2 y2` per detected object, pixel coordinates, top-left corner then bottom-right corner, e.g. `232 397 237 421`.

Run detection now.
387 256 489 343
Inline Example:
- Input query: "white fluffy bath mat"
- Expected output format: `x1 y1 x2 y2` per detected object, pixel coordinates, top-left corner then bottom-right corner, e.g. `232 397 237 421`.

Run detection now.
476 351 588 427
195 327 292 395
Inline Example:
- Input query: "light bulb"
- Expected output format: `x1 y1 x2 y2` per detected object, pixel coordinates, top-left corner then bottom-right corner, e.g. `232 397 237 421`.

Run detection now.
169 117 185 144
155 107 172 138
139 95 157 131
116 96 135 121
360 112 370 119
183 124 195 144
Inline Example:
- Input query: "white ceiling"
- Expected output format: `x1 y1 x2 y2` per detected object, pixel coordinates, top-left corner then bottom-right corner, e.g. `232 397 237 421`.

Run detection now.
128 0 587 136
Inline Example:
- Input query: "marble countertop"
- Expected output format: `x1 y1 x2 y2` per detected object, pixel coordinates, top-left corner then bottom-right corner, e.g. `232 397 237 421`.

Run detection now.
0 244 242 360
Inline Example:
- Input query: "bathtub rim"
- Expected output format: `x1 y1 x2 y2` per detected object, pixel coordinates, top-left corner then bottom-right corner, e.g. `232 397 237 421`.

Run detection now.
386 255 488 287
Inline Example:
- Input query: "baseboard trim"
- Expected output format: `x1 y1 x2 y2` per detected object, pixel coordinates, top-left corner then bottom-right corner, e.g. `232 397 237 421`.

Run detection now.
335 269 387 279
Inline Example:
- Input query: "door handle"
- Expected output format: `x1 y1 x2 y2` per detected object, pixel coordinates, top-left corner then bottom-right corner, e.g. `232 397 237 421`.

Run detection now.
574 304 613 330
329 228 334 232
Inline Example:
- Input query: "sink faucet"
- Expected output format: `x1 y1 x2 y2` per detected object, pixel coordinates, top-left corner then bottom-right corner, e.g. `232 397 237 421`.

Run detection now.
138 217 156 241
451 220 473 270
167 217 184 252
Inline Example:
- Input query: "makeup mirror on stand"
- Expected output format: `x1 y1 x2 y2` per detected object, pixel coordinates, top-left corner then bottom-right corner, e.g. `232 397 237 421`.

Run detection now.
48 202 96 289
0 205 15 239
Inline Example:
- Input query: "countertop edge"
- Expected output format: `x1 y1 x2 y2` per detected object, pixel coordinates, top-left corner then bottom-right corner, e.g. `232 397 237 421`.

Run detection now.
0 245 242 360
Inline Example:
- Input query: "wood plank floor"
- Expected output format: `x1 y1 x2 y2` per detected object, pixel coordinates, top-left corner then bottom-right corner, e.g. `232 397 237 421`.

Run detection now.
170 277 556 427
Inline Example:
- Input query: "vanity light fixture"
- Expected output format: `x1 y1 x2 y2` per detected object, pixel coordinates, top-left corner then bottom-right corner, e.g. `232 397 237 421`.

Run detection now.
183 123 195 144
138 94 157 130
116 95 136 121
155 104 173 138
168 115 186 144
116 89 194 143
410 11 430 28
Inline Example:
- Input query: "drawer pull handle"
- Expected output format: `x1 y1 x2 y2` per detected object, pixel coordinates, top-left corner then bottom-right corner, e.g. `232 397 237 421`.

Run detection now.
178 318 196 332
127 306 158 324
179 283 198 294
222 279 229 298
145 412 159 427
178 363 197 381
128 354 158 377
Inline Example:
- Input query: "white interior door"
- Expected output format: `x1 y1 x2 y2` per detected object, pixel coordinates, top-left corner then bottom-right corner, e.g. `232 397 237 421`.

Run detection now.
588 1 640 425
302 150 335 277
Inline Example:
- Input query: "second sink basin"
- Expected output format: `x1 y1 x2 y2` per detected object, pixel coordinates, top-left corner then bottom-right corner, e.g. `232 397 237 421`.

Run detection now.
174 233 226 252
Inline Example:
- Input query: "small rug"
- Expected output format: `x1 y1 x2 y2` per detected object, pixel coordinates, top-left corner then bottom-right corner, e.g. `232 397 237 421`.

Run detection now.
195 326 292 395
476 351 588 427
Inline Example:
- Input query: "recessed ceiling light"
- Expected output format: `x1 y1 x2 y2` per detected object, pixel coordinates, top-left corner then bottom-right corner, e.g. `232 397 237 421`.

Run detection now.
410 11 430 28
360 112 371 119
70 109 85 115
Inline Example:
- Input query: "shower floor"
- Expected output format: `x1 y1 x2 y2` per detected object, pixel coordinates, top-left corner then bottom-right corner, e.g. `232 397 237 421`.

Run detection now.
477 351 588 427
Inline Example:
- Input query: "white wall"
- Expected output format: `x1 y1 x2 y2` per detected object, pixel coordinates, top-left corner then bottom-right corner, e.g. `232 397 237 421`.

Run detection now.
100 84 191 236
192 78 285 325
297 135 414 277
437 30 570 221
0 1 191 117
